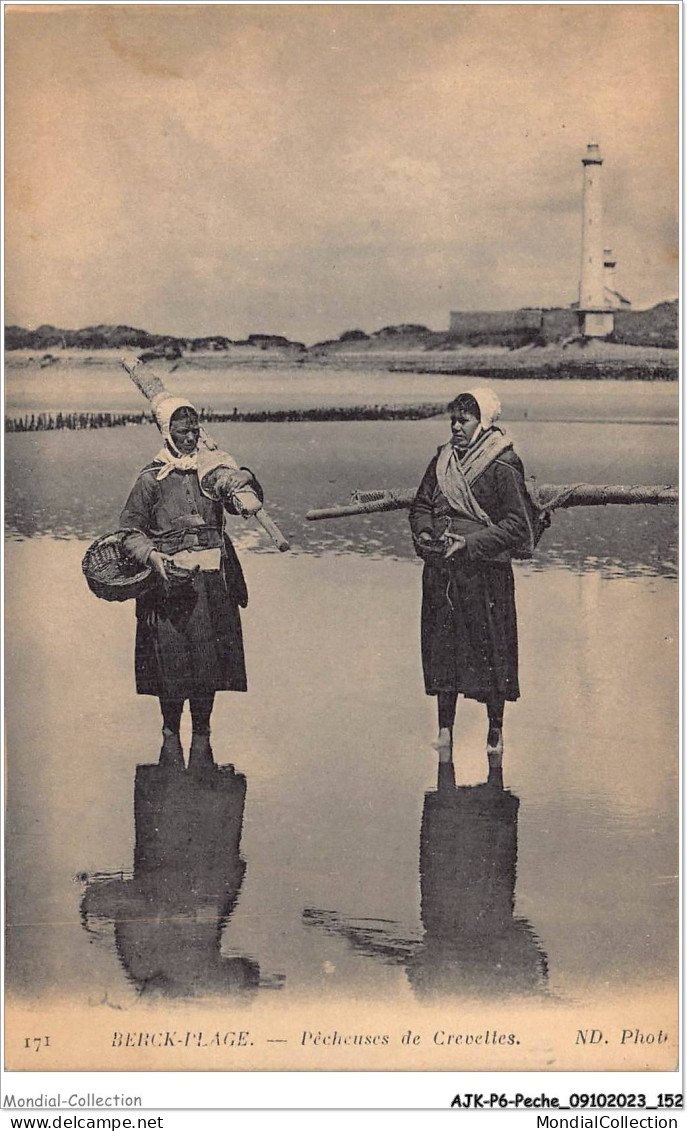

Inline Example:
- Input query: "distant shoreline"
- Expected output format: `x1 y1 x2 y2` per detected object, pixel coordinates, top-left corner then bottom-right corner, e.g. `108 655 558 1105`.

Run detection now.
4 339 679 382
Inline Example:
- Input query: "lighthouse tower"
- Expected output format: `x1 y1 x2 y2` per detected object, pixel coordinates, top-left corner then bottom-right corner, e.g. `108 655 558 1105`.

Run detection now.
578 143 614 337
603 248 631 310
603 248 618 305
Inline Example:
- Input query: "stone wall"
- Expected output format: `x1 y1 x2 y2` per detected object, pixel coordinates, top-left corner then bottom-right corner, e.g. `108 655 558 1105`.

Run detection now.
448 309 542 335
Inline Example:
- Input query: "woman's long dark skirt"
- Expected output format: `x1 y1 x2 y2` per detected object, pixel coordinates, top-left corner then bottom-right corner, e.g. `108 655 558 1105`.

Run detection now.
133 572 247 698
420 561 519 704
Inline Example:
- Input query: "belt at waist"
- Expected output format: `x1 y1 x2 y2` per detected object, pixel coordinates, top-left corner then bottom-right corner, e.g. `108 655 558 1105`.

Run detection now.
154 526 222 554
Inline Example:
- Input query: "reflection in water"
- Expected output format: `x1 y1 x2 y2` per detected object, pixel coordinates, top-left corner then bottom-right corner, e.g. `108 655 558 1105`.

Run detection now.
304 763 547 1000
81 763 280 999
412 763 548 998
5 535 676 1010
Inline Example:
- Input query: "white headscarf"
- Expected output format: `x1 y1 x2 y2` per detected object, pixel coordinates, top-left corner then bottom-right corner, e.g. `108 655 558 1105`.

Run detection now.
435 386 509 521
463 387 502 433
150 392 240 484
152 393 197 452
151 393 204 479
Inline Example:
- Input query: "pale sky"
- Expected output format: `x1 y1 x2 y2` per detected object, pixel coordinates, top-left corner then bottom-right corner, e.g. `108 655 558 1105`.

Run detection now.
5 4 678 344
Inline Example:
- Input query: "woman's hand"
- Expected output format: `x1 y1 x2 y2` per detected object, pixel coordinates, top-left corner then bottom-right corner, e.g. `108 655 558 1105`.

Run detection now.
443 533 466 559
148 551 172 584
413 530 466 562
149 551 199 589
223 468 253 492
413 531 445 562
227 470 262 516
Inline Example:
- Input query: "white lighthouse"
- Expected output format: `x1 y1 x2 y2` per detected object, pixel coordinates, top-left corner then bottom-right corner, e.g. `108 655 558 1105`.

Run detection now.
603 248 618 304
603 247 631 310
578 143 614 337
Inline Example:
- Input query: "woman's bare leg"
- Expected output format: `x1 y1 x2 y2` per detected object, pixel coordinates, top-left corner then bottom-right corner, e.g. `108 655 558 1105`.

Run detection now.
188 695 215 770
486 699 504 745
190 695 214 736
486 699 505 766
158 697 185 768
434 688 458 755
160 697 184 733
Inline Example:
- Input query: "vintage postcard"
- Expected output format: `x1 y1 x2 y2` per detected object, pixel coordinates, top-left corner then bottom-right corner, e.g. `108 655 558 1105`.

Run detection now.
4 1 679 1087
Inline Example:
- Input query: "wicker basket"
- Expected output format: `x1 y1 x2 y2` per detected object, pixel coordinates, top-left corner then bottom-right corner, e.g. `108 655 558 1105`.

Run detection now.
82 530 153 602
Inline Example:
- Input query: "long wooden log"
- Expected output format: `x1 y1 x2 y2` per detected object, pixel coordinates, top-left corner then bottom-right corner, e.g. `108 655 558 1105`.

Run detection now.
306 484 678 521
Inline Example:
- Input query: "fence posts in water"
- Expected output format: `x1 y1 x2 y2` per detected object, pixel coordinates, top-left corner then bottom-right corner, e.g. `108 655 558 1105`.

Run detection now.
5 404 452 431
5 410 157 432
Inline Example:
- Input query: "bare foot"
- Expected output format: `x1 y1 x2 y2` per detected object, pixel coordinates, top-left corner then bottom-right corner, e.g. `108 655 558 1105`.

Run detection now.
486 728 504 768
432 727 452 752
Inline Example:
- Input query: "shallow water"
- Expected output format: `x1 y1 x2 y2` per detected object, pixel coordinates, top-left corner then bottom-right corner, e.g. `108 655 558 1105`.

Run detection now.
4 382 679 1064
4 361 679 420
4 418 679 577
5 542 678 1014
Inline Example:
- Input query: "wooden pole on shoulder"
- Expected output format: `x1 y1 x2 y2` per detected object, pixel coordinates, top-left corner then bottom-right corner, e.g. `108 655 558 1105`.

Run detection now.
121 357 290 551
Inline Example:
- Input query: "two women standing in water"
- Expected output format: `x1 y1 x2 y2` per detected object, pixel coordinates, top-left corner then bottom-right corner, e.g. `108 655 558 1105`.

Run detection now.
119 382 528 771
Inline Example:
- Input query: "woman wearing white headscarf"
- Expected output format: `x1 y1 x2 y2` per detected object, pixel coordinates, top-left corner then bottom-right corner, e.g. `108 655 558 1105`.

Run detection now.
409 388 535 766
120 394 260 770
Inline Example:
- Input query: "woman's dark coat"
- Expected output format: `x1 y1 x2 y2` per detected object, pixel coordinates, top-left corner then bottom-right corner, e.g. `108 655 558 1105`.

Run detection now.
409 446 531 705
120 464 260 699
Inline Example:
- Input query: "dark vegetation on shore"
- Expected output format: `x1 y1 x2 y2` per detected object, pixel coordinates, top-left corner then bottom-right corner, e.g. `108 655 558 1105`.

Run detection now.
4 325 306 354
388 360 677 382
5 300 678 354
5 404 451 432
